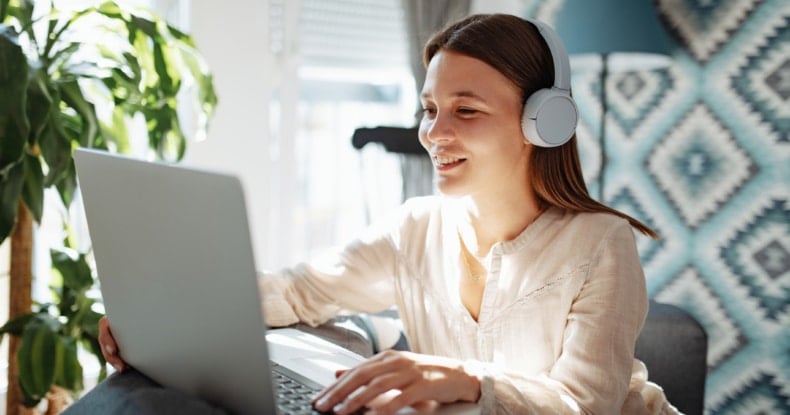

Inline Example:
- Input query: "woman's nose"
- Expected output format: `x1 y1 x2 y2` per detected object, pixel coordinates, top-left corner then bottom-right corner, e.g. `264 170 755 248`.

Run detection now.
421 112 454 145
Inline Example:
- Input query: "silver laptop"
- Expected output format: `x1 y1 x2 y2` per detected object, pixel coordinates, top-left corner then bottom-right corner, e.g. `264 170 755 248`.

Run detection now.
74 149 478 415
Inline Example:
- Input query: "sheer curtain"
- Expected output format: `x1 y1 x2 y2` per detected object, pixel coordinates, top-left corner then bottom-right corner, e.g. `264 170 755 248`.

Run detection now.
397 0 471 200
265 0 415 269
266 0 478 269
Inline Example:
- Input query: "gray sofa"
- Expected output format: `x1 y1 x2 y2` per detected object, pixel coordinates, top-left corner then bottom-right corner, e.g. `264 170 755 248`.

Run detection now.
65 301 707 414
635 301 708 415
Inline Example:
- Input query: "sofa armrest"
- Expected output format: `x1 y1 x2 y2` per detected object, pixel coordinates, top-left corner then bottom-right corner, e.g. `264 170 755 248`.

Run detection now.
635 300 708 415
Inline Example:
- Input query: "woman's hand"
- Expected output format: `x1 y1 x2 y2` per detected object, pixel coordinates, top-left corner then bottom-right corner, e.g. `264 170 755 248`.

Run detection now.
98 316 128 373
312 350 480 415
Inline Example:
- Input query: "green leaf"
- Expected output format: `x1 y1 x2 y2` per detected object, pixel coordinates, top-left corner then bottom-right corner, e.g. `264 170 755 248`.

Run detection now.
55 158 77 207
61 60 106 80
0 0 8 22
80 334 107 382
17 315 60 406
37 89 72 186
130 14 159 40
0 312 35 337
175 41 217 129
51 248 93 292
99 106 131 154
60 79 98 148
48 42 81 76
0 24 30 172
5 1 35 36
0 159 24 243
145 105 170 157
102 66 136 109
76 304 107 381
53 335 83 391
54 286 75 321
25 64 54 145
20 151 43 223
78 308 103 340
95 1 124 20
152 40 179 97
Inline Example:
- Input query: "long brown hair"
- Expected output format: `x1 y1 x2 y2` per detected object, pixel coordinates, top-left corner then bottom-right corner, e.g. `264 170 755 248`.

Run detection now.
423 13 657 238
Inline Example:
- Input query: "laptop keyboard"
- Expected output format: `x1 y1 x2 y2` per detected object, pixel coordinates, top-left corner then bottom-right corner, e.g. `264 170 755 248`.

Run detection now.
271 363 368 415
271 363 325 414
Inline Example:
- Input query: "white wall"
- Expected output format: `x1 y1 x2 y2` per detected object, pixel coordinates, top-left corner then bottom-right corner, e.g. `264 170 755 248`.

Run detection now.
184 0 276 270
470 0 525 14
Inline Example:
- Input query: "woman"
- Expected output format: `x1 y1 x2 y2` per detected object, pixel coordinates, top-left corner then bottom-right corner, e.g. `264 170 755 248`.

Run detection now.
101 14 677 414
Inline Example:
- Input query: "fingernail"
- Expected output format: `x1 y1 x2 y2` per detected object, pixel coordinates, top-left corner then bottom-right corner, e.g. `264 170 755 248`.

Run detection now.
315 398 329 411
333 403 346 414
104 344 115 355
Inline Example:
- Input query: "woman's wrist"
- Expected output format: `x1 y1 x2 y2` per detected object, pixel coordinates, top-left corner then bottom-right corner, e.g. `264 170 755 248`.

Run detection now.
457 362 482 403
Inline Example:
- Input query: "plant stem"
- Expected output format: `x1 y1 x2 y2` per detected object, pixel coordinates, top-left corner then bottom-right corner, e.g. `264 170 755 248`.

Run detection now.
8 201 33 415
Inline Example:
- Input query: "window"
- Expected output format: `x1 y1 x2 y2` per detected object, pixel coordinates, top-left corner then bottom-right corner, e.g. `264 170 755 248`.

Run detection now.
268 0 415 265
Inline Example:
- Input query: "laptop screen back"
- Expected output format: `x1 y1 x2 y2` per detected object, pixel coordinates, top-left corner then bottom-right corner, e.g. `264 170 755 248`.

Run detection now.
75 148 276 414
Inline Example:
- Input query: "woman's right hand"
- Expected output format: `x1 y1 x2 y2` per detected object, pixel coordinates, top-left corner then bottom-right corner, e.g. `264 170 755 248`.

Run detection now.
98 316 128 373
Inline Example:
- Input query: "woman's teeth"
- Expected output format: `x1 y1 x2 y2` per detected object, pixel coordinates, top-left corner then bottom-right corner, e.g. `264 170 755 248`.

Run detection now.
434 156 463 166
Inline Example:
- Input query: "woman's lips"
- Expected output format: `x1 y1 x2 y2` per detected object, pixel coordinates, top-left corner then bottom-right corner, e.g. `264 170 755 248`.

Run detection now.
433 155 466 170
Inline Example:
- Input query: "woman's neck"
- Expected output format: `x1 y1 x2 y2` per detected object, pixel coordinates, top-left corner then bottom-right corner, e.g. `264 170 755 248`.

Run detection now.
461 189 542 257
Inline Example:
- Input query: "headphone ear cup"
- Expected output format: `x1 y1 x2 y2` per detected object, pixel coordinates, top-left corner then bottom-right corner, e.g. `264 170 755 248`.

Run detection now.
522 87 579 147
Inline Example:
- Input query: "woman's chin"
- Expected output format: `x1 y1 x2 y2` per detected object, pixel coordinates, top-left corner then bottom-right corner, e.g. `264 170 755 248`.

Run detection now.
434 180 467 198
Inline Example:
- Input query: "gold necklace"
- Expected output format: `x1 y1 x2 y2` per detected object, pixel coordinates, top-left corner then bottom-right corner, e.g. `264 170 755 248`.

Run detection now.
458 233 486 282
456 207 546 283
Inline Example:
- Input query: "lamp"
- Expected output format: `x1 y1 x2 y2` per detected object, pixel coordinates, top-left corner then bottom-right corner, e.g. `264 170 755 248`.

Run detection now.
554 0 672 200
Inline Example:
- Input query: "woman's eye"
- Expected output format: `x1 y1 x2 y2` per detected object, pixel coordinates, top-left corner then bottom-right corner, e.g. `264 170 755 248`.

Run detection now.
457 107 478 116
421 107 437 118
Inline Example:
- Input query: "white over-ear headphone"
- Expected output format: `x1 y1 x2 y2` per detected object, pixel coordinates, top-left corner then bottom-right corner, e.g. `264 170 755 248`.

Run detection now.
521 20 579 148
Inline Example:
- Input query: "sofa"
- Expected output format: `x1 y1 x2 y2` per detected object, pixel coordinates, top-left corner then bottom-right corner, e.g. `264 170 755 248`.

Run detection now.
64 301 707 414
635 301 708 415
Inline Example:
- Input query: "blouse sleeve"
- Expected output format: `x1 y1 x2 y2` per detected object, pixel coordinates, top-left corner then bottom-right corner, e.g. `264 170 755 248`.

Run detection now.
258 213 402 328
470 220 649 414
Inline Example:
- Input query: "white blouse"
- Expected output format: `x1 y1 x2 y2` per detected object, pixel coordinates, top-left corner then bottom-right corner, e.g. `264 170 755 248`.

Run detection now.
261 196 678 414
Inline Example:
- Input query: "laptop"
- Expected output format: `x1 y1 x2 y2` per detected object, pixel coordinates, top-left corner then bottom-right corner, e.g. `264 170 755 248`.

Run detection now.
74 149 479 415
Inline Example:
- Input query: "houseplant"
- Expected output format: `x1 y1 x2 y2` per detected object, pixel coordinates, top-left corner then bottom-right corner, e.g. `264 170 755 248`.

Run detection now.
0 0 216 413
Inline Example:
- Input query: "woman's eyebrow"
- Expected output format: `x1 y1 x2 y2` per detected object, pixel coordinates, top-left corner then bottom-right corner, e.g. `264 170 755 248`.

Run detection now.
420 90 488 102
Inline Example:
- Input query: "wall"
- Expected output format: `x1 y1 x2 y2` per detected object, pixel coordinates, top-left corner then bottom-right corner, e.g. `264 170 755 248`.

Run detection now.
524 0 789 413
184 0 279 270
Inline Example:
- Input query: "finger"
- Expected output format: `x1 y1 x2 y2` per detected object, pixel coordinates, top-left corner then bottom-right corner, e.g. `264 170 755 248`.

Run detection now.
322 356 424 415
98 317 126 372
313 368 351 404
312 368 361 411
313 357 400 412
334 372 410 415
97 317 115 358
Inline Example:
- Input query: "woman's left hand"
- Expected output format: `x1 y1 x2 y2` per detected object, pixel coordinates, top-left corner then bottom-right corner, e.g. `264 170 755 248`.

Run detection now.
312 350 480 415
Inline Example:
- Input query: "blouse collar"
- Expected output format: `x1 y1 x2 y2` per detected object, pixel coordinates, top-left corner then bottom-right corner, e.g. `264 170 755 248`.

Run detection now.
448 201 563 258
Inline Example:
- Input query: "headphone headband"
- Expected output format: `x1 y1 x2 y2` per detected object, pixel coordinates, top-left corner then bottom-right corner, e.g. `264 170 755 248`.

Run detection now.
529 20 572 92
521 18 578 148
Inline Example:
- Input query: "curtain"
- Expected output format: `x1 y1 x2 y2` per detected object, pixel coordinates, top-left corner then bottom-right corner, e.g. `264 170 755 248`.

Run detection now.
401 0 472 105
398 0 471 199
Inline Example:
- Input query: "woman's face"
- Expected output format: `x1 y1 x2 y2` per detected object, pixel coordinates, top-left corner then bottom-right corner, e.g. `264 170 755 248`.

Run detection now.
419 50 531 199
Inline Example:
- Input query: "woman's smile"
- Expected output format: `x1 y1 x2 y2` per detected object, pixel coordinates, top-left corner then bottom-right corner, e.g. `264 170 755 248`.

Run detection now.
432 154 467 171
